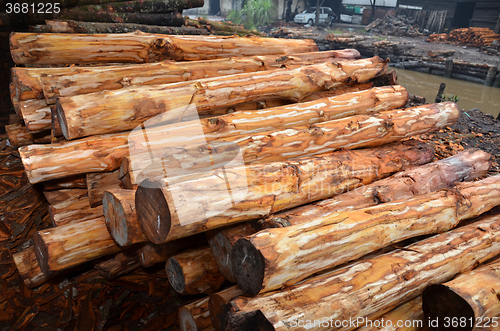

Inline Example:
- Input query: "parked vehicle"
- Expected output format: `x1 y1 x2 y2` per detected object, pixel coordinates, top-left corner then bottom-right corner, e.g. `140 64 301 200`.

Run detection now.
294 7 337 25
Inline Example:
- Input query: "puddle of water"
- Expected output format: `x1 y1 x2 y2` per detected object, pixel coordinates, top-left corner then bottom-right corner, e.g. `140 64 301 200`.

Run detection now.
395 68 500 118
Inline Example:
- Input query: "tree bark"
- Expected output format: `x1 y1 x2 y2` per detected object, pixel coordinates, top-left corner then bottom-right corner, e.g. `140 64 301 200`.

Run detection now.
219 213 500 331
208 286 244 331
261 148 492 229
56 57 388 140
42 174 87 191
95 249 141 280
103 189 148 246
12 246 49 289
357 297 424 331
166 247 226 295
179 297 214 331
33 217 121 275
10 32 319 65
44 189 104 226
422 260 500 330
132 102 458 183
135 140 434 244
206 222 259 283
138 234 207 267
39 49 360 102
231 175 500 296
86 171 121 207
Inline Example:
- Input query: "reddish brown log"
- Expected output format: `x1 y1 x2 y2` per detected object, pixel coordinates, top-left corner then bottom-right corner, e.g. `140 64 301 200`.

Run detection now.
179 297 214 331
138 234 207 267
95 250 141 280
42 174 87 191
5 123 51 148
86 171 121 207
208 286 244 331
44 189 104 226
12 246 49 289
166 247 226 295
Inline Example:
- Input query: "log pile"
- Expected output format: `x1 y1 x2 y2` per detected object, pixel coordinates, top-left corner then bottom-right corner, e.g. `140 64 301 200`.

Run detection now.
365 14 424 37
6 30 500 331
428 27 500 47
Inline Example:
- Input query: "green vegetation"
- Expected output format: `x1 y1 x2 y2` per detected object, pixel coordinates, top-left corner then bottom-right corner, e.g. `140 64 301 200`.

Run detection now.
227 0 274 30
440 94 460 103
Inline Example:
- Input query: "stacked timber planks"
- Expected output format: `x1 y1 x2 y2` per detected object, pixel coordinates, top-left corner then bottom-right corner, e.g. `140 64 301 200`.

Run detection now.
7 31 500 331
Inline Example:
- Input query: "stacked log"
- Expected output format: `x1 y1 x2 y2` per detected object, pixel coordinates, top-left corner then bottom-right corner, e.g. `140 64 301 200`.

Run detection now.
428 27 500 47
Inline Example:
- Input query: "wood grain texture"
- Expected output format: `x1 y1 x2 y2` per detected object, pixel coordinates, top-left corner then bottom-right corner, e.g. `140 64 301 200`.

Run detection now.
232 175 500 295
10 32 318 65
166 247 225 295
261 148 492 229
6 123 51 148
56 57 388 139
179 297 213 331
42 174 87 191
18 99 52 132
135 140 434 244
219 213 500 331
423 260 500 330
44 189 104 226
86 171 121 207
95 250 141 280
208 286 244 331
33 216 121 275
12 246 49 289
138 234 207 267
103 189 147 246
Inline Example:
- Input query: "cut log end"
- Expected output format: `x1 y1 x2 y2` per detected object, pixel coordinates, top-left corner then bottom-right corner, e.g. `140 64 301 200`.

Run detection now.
166 257 186 295
55 99 69 140
219 307 274 331
231 239 265 296
178 306 198 331
33 231 51 276
103 191 128 246
422 284 475 331
135 179 171 244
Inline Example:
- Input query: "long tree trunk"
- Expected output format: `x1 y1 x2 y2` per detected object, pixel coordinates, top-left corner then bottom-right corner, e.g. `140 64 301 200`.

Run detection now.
103 189 147 246
33 217 121 275
208 286 244 331
138 234 207 267
135 140 434 244
38 49 360 102
95 250 141 280
86 171 121 207
166 247 226 295
231 175 500 296
12 246 49 289
44 189 104 226
19 83 388 184
207 149 491 287
218 213 500 331
56 57 388 140
422 260 500 330
261 148 492 229
10 32 319 65
179 297 214 331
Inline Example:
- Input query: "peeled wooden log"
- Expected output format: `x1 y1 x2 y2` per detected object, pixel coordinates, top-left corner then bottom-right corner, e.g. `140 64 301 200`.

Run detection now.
87 171 121 207
357 297 424 331
39 49 360 102
18 99 52 132
11 66 70 102
133 102 458 184
103 189 147 246
5 123 51 148
207 222 259 283
135 140 434 244
232 175 500 295
422 260 500 330
43 174 87 191
262 148 492 229
138 234 207 267
208 286 244 331
207 149 491 286
166 247 226 295
179 297 213 331
219 213 500 331
12 246 49 289
44 189 104 226
33 217 121 275
56 57 388 139
10 32 319 65
95 250 141 280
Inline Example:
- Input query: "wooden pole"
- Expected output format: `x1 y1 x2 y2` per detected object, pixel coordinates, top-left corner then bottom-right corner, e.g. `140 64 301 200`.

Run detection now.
179 297 214 331
166 247 226 295
86 171 121 207
261 148 492 229
135 140 434 244
103 189 148 246
10 32 319 65
12 246 49 289
18 99 52 132
219 213 500 331
56 57 389 140
232 175 500 295
422 260 500 330
44 189 104 226
33 217 121 275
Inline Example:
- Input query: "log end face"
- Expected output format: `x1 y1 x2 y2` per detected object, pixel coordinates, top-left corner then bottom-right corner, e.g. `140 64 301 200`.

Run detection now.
166 257 186 295
55 99 71 140
231 239 265 296
135 179 171 244
178 307 197 331
103 191 128 247
33 231 52 277
218 304 275 331
422 284 474 331
208 231 237 283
